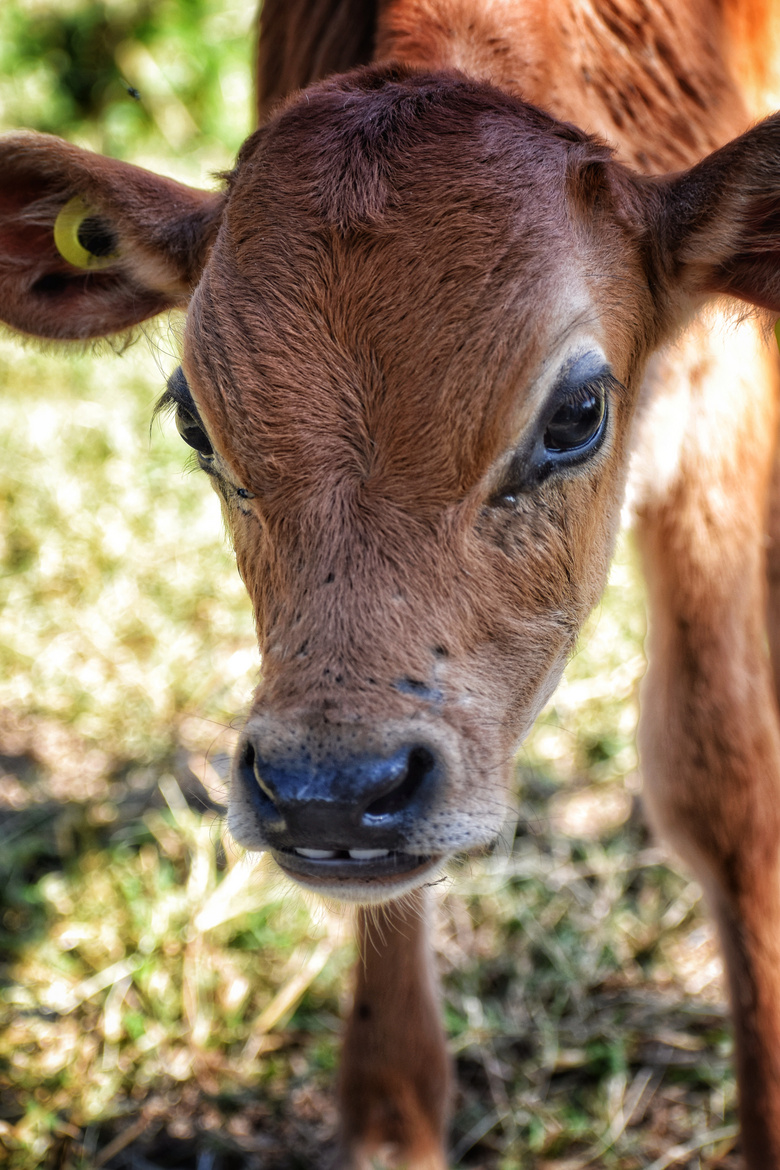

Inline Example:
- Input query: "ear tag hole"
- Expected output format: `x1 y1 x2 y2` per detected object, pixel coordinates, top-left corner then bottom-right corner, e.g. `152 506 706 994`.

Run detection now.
53 195 120 270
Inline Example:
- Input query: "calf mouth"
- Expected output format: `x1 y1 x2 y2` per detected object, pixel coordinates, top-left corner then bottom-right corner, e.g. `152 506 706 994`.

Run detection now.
272 846 444 897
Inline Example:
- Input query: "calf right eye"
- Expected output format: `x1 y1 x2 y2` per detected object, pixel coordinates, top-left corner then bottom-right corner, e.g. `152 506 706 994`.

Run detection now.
543 383 606 454
175 403 214 459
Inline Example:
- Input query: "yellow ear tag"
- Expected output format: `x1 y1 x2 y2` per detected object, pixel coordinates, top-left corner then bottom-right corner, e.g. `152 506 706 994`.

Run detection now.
53 195 119 270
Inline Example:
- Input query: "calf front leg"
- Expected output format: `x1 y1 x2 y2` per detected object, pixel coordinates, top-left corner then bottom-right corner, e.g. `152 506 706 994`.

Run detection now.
337 888 451 1169
636 322 780 1167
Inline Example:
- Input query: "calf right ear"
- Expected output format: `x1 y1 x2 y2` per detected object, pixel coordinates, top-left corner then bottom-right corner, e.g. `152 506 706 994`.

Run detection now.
0 132 224 340
653 112 780 317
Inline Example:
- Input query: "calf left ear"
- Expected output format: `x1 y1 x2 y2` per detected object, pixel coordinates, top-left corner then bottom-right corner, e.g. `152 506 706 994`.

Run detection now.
0 131 224 340
653 112 780 315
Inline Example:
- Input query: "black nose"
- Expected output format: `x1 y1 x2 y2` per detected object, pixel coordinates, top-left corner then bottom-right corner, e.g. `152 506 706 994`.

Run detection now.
235 737 439 851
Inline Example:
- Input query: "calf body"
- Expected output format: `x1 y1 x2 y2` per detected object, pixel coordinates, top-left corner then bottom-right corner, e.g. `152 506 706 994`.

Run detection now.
3 1 780 1165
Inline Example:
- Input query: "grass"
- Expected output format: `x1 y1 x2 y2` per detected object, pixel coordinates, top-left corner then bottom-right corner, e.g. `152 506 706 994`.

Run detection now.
0 3 738 1168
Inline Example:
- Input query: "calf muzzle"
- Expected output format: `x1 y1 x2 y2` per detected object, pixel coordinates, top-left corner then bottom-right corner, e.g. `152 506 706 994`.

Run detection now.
234 734 443 883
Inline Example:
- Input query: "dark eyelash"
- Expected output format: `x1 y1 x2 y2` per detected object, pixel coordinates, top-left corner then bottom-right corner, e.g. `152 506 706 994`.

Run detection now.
548 371 623 412
154 367 198 421
153 387 176 419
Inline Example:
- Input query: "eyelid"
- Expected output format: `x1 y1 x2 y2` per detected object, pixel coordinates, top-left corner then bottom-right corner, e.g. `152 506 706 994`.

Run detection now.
544 363 614 411
166 366 216 446
167 365 193 407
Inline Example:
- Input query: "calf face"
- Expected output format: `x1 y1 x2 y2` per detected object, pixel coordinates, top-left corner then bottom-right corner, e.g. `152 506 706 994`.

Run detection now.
185 75 650 900
2 67 780 902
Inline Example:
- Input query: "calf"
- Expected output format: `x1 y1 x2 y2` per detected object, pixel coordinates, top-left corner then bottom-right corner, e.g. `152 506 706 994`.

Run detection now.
2 1 780 1165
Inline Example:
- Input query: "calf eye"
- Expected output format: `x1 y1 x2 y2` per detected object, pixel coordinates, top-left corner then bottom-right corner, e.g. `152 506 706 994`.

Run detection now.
489 369 616 505
175 403 214 459
544 384 606 453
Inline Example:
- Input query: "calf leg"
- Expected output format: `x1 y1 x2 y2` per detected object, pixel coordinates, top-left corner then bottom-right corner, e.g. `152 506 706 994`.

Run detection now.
337 888 451 1169
635 320 780 1167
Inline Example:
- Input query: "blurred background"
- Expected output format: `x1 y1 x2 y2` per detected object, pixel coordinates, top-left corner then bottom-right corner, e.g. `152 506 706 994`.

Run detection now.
0 3 738 1167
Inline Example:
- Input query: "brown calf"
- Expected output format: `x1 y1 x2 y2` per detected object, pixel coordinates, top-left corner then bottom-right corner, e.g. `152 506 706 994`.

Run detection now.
3 1 780 1165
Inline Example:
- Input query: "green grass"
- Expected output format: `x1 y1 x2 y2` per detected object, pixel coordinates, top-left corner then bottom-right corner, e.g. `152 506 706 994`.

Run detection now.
0 4 738 1168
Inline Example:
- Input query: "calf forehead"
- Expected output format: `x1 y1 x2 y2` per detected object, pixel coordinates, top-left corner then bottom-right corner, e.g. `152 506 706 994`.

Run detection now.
186 72 610 503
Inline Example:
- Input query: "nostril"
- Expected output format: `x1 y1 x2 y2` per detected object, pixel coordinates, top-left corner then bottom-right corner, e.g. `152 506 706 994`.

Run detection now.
364 746 436 818
239 738 257 781
239 740 279 817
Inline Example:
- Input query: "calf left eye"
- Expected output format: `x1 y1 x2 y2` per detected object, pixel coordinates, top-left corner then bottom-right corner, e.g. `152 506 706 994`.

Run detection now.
176 403 214 459
544 385 606 453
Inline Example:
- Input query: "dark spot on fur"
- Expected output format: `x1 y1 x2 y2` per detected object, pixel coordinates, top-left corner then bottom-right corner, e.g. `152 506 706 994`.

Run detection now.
396 678 444 702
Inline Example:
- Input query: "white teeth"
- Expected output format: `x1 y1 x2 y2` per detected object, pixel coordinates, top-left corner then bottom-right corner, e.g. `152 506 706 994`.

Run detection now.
293 848 391 862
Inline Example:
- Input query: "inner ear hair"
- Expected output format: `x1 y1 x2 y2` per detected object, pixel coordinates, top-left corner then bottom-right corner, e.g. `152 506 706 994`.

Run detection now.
659 112 780 314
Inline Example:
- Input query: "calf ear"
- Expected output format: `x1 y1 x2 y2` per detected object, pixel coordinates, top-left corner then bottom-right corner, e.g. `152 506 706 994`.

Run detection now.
655 113 780 314
0 131 224 340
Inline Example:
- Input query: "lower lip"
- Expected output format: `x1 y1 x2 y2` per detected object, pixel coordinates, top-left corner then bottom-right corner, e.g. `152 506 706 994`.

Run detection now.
272 848 441 887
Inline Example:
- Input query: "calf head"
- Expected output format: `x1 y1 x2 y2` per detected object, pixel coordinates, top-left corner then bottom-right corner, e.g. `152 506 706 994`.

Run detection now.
3 68 780 902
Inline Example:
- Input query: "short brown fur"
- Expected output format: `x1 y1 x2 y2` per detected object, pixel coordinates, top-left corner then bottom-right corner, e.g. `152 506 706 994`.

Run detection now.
3 2 780 1167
